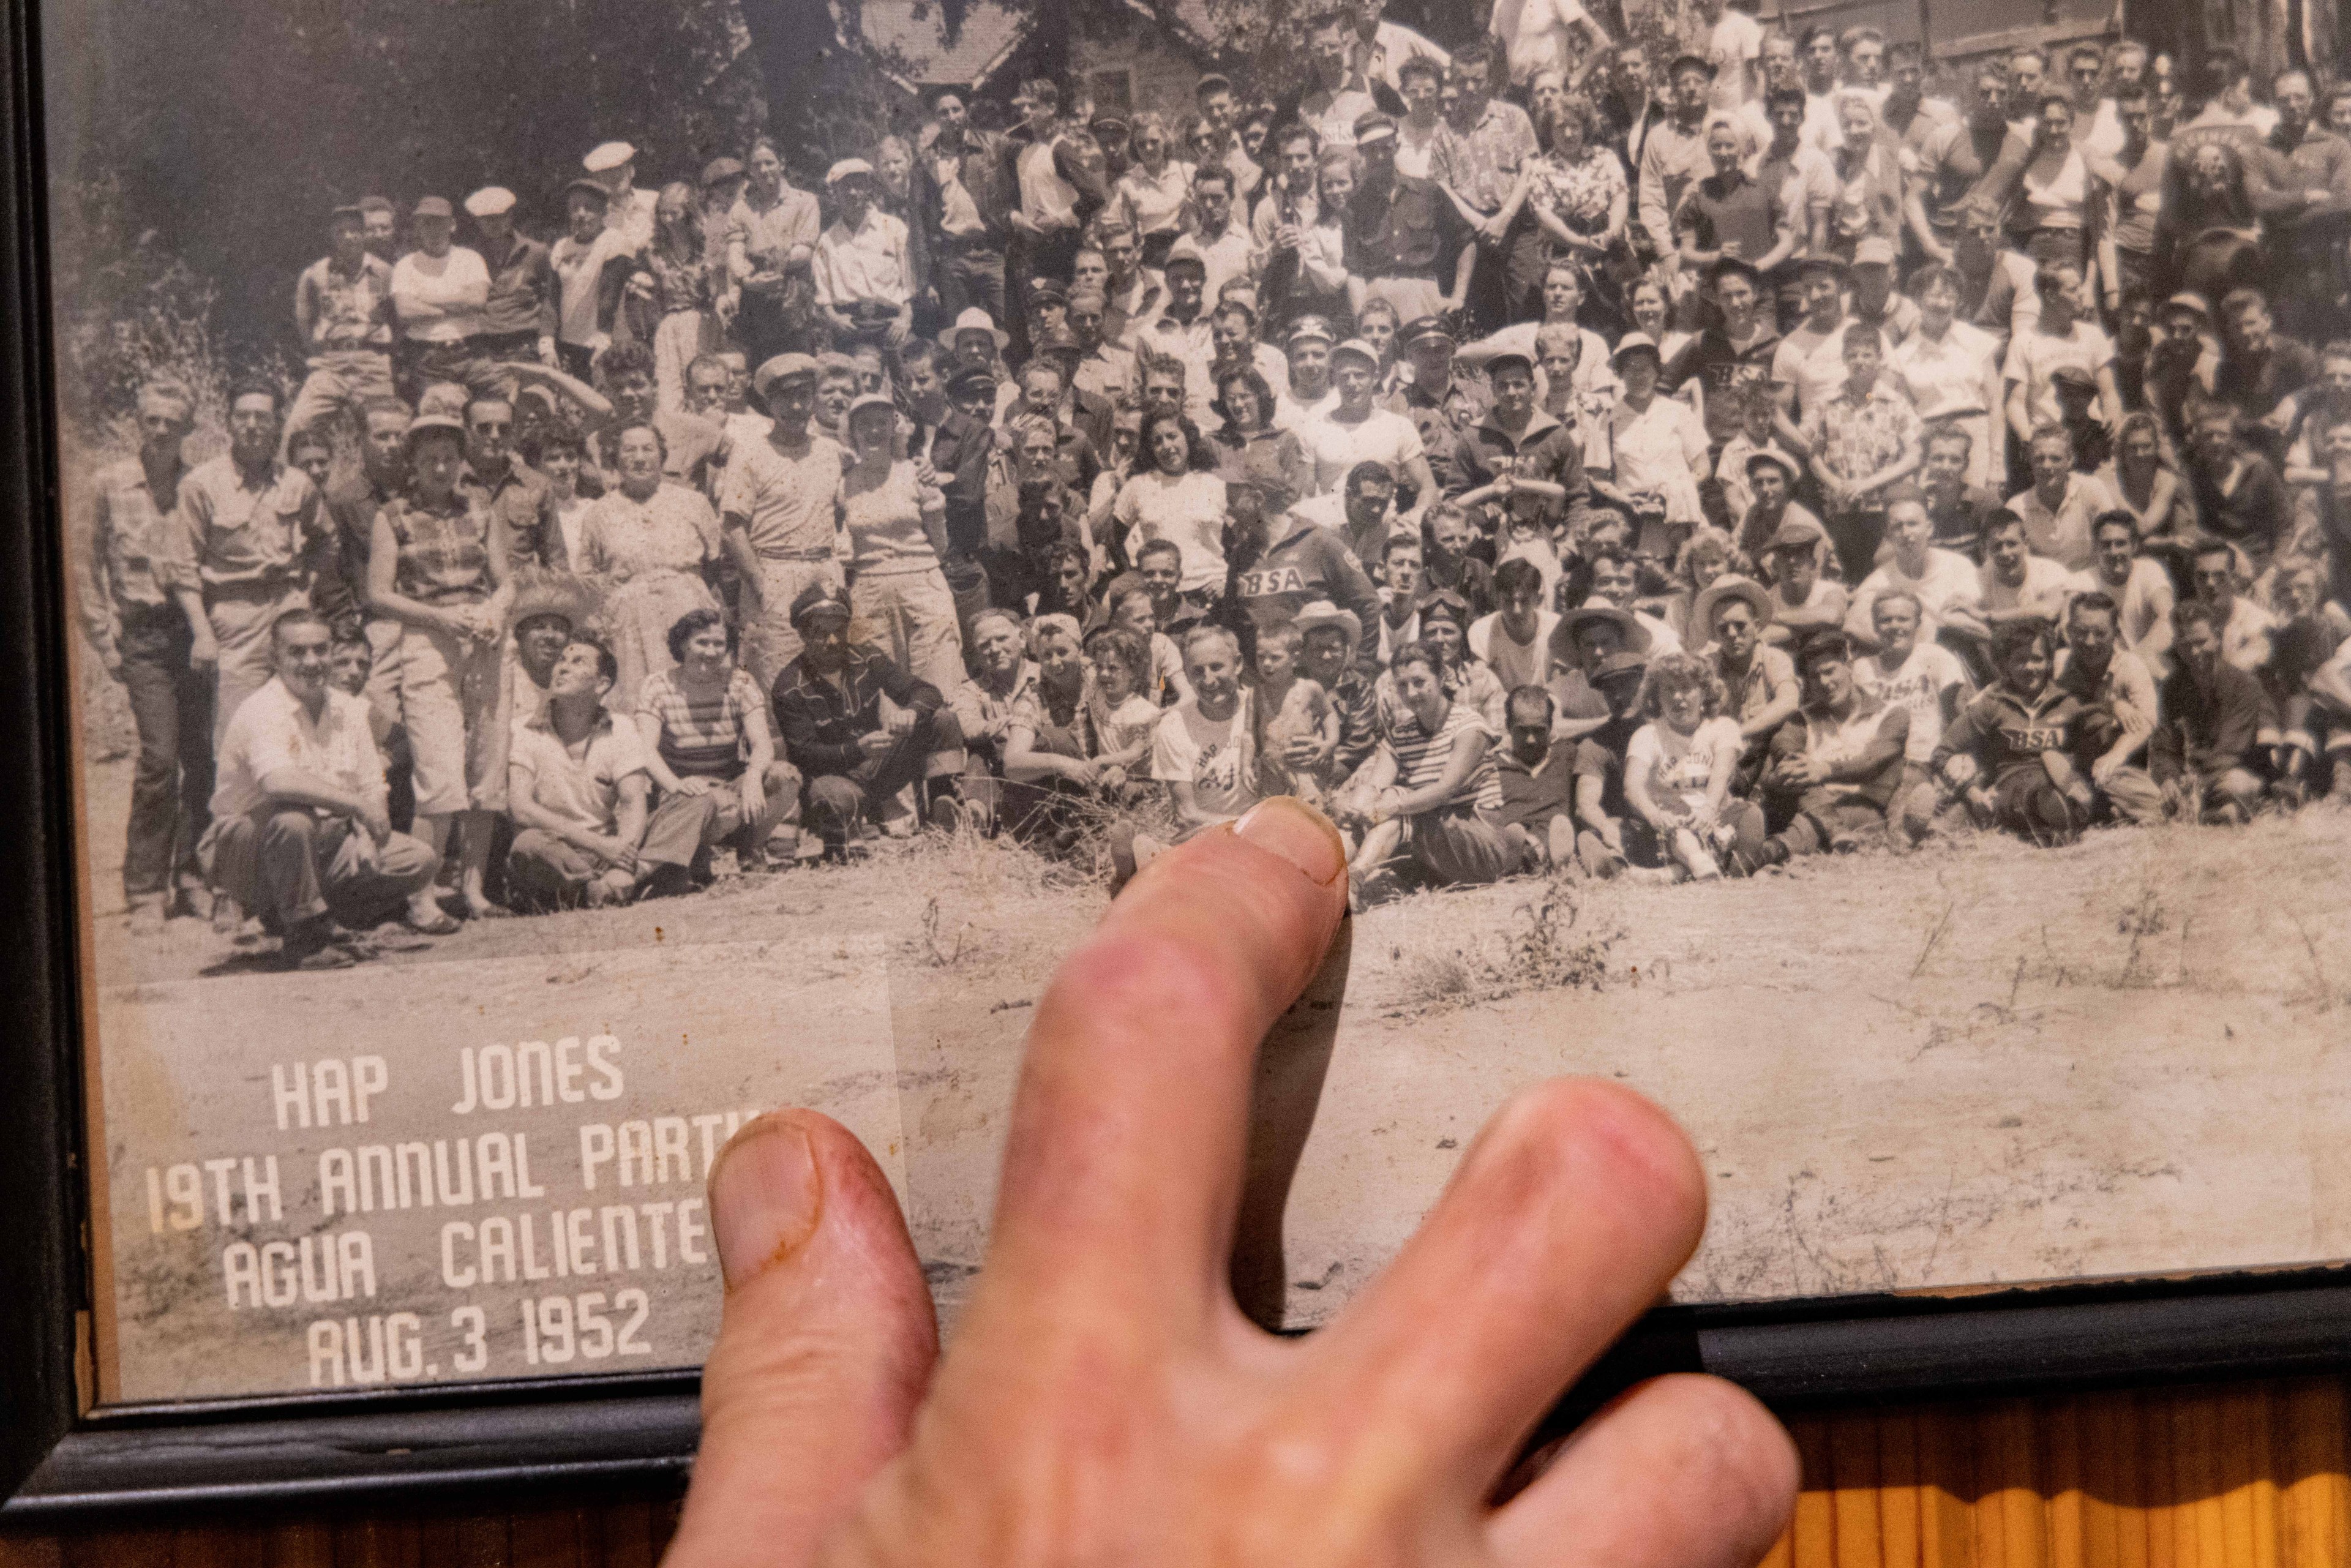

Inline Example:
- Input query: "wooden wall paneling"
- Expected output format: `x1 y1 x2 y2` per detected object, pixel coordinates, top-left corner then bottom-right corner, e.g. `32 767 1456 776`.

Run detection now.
1921 1393 1979 1568
2281 1382 2349 1568
1793 1417 1841 1568
60 1521 170 1567
2045 1396 2086 1568
334 1511 422 1568
508 1501 587 1568
1832 1409 1888 1568
267 1513 336 1567
1877 1409 1924 1568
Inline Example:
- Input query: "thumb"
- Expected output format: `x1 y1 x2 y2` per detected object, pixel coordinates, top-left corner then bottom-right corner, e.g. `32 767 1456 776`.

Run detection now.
664 1111 938 1567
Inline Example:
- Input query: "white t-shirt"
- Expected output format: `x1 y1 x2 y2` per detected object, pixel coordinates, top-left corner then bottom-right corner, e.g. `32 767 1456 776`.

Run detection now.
1469 609 1561 692
1853 643 1969 762
1846 548 1982 641
1150 692 1259 818
1490 0 1594 85
1112 470 1229 593
389 247 491 343
1627 714 1744 816
2001 321 2115 431
1298 407 1427 495
1708 10 1763 107
552 228 631 351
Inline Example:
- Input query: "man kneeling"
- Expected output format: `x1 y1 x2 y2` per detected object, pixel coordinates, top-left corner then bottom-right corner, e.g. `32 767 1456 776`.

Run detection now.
505 636 657 910
210 609 443 969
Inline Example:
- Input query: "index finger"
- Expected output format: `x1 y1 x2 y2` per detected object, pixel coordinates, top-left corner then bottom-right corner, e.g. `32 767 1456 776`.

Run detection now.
970 799 1347 1345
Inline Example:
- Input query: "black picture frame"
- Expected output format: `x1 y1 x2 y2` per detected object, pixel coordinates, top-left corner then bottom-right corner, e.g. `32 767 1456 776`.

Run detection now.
6 0 2351 1522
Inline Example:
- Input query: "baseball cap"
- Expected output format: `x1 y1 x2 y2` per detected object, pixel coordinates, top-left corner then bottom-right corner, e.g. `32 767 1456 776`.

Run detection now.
1611 331 1662 364
582 141 637 173
700 156 746 189
463 187 517 218
328 202 366 223
1766 514 1829 552
1592 649 1649 683
1029 277 1071 306
1352 112 1398 145
826 158 876 185
563 178 610 205
2162 291 2212 321
1853 236 1899 268
1287 315 1336 348
1161 236 1210 274
1485 349 1535 378
1329 338 1381 369
752 353 819 400
403 411 467 444
410 196 455 220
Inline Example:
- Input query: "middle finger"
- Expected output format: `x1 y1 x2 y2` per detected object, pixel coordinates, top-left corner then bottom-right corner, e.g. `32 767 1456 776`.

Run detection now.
1288 1079 1710 1504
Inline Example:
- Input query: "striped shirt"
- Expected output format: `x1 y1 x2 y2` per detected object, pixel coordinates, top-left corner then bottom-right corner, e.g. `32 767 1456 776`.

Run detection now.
1382 699 1501 814
637 666 761 779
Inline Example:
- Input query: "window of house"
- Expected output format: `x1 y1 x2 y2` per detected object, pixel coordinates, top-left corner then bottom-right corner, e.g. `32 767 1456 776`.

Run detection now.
1090 67 1134 114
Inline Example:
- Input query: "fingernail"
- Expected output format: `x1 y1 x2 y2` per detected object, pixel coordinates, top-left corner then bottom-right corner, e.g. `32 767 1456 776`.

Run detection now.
710 1117 822 1290
1231 796 1346 887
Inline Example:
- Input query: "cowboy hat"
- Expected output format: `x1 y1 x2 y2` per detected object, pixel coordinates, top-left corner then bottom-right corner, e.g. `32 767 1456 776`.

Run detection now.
1292 599 1362 662
1690 574 1773 637
1550 602 1654 667
938 306 1010 352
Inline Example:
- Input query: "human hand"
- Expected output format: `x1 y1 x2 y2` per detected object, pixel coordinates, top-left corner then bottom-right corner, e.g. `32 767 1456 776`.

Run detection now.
858 730 898 758
678 775 718 797
360 805 392 846
586 833 641 874
662 798 1796 1567
189 631 220 672
886 706 918 737
740 774 768 821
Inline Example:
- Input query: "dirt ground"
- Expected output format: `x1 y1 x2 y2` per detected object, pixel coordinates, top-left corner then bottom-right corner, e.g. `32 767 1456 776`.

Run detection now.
78 751 2351 1330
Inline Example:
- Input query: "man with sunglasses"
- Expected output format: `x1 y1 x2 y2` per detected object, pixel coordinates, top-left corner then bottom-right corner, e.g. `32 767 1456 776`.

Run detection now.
457 394 563 571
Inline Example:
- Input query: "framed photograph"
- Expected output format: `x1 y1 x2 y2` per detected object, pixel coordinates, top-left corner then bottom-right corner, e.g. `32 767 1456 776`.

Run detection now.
10 0 2351 1520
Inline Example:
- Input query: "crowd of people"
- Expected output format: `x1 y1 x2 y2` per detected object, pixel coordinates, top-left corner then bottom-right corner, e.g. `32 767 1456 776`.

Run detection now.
72 0 2351 966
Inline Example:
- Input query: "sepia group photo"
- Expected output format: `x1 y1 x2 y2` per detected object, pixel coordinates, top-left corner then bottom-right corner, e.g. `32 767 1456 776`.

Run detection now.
43 0 2351 1405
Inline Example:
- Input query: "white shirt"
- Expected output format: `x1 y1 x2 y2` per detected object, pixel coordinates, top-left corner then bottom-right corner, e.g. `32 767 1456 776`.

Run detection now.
1018 137 1081 229
509 706 650 837
1298 406 1427 495
811 209 914 310
1854 642 1970 762
1469 610 1561 691
551 228 631 350
212 677 386 820
1708 10 1763 108
2066 558 2176 677
389 247 491 343
1847 547 1984 641
1150 692 1258 818
1490 0 1594 85
1112 470 1229 592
